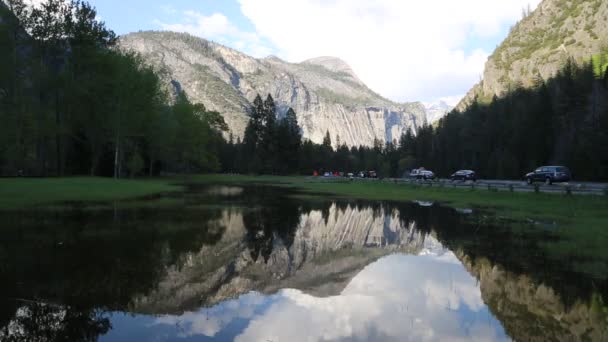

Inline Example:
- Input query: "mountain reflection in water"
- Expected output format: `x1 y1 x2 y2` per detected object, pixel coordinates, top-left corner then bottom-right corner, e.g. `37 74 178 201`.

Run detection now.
1 185 606 341
106 249 507 342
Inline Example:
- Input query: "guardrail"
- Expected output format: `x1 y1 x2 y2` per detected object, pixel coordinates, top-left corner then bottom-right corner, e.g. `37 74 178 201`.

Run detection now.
312 176 608 196
385 178 608 196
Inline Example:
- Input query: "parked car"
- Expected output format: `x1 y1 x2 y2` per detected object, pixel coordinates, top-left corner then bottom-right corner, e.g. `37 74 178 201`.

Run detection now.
368 171 378 178
450 170 477 182
409 168 436 180
524 166 571 185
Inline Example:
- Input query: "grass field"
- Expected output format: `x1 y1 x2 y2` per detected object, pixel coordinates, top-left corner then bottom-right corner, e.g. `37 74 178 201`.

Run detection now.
0 177 181 209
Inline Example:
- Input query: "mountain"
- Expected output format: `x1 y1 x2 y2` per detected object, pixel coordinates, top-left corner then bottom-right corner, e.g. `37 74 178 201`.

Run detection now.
119 31 427 147
457 0 608 111
130 204 429 314
424 100 454 123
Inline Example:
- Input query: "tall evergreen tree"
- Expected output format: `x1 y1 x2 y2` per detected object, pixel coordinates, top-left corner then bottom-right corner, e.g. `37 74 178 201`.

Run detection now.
281 107 301 174
322 130 332 149
260 94 277 173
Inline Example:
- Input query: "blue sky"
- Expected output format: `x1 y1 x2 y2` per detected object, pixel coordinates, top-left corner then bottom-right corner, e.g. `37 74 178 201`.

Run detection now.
90 0 541 104
95 1 255 37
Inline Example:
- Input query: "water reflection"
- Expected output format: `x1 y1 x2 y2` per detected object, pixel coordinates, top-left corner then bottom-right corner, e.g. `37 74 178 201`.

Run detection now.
0 185 606 341
114 244 507 342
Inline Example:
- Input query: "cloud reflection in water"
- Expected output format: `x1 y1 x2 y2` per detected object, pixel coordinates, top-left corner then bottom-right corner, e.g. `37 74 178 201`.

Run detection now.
137 243 508 342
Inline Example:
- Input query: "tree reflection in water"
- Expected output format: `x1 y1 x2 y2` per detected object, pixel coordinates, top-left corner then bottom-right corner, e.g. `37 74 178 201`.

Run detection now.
1 301 110 342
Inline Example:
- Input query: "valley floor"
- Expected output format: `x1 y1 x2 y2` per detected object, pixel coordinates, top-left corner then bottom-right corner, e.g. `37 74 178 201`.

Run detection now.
2 175 607 224
191 174 608 279
1 174 606 280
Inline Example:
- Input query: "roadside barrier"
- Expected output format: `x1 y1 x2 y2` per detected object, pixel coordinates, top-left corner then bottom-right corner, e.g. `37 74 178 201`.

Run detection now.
326 177 607 196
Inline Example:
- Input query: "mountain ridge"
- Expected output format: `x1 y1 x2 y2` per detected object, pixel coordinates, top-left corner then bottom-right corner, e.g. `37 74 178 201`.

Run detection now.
457 0 608 111
119 31 427 147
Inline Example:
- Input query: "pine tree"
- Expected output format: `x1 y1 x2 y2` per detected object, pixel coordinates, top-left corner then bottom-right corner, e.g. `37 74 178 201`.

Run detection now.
323 130 332 149
260 94 277 173
284 107 301 173
242 94 265 173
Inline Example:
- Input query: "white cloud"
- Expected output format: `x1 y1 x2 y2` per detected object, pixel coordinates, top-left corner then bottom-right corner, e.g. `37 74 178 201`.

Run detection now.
238 0 542 102
146 253 508 342
438 95 466 107
160 4 177 15
235 253 506 341
157 10 274 58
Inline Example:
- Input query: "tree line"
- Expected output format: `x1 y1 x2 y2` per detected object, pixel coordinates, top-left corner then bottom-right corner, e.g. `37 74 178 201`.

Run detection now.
218 93 407 176
218 94 398 176
0 0 227 177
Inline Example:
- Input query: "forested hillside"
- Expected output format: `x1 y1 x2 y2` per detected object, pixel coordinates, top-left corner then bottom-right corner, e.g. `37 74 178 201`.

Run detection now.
401 55 608 180
458 0 608 110
414 0 608 181
0 0 226 177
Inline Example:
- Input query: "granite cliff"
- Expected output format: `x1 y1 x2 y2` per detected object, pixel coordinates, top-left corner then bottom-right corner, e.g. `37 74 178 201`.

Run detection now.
119 31 427 147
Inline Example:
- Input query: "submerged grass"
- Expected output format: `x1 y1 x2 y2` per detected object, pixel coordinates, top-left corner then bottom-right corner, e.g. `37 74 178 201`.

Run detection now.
1 174 606 260
188 174 608 226
2 174 606 227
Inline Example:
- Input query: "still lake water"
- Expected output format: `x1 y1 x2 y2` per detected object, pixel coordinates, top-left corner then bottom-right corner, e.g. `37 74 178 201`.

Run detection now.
1 185 606 341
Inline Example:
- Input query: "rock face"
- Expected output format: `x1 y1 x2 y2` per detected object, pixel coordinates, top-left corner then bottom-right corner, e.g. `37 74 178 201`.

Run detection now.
130 204 429 314
457 0 608 111
119 31 427 147
424 100 454 123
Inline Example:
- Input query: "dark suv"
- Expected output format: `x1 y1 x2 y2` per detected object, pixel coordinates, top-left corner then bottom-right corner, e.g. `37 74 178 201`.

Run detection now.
450 170 477 182
525 166 571 185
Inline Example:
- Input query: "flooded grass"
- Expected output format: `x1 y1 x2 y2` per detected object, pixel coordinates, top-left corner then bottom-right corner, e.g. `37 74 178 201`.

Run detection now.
2 175 607 277
188 174 608 228
189 175 608 279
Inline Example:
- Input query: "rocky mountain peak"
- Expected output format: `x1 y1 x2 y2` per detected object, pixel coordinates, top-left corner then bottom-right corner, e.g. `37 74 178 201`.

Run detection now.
119 31 427 147
263 55 284 62
424 100 454 123
303 56 360 79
